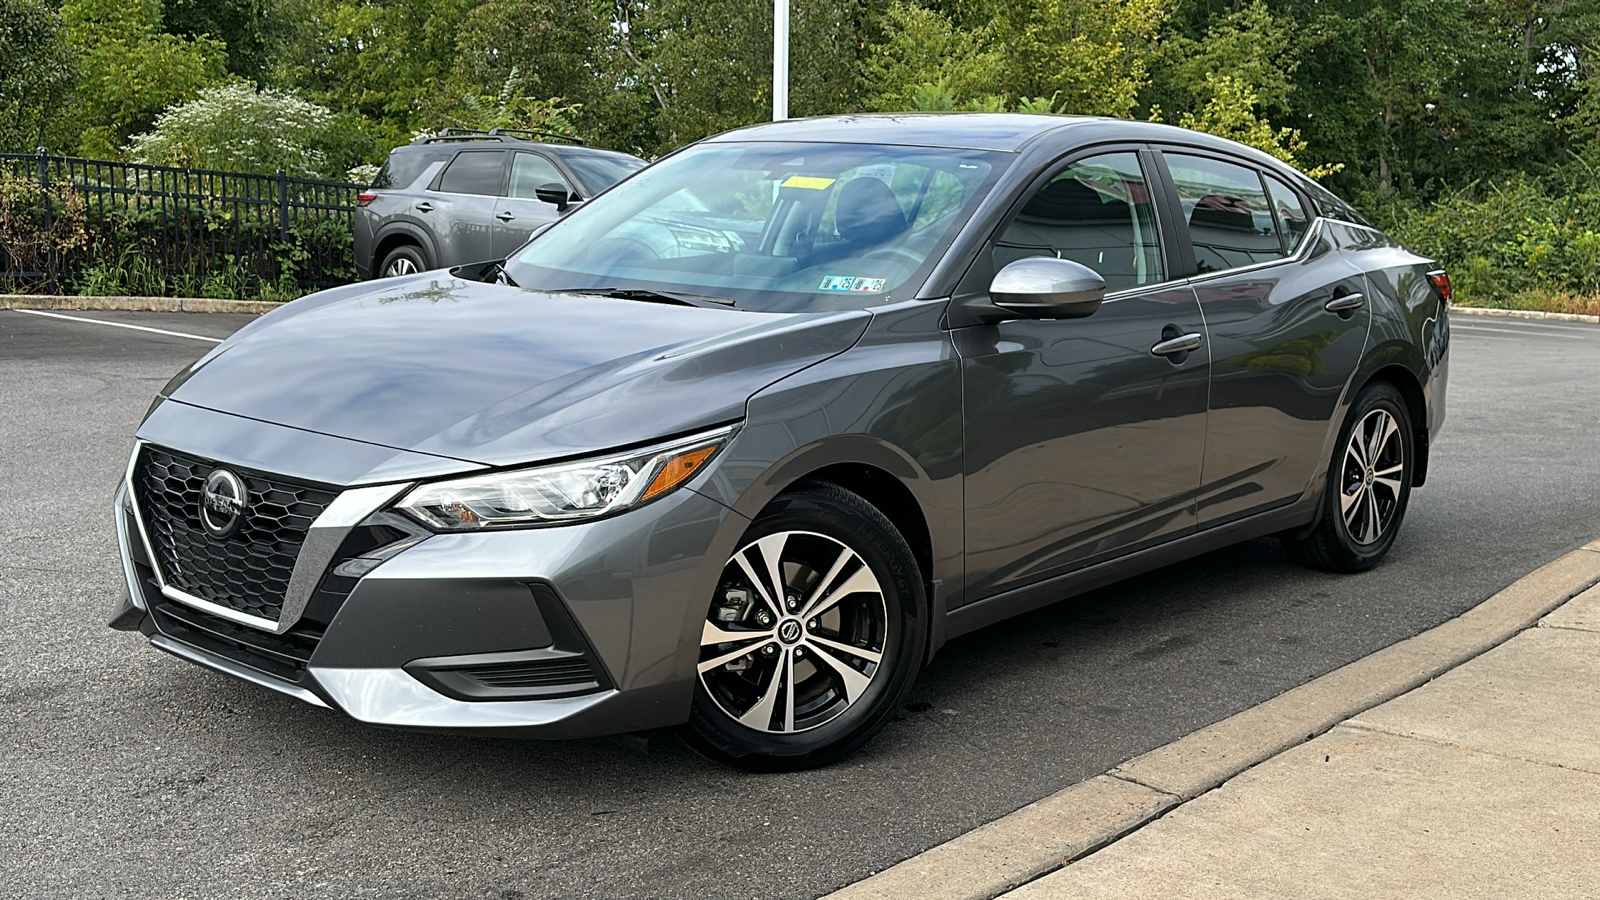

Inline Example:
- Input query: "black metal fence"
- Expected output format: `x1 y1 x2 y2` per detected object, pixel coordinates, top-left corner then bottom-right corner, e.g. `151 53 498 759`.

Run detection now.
0 150 362 296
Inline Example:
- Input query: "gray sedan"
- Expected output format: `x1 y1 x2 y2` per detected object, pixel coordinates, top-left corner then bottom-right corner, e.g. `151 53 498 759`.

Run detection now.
109 114 1450 769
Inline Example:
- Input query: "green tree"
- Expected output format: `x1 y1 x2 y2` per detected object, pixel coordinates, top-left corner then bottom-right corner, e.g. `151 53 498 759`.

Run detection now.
0 0 74 153
61 0 227 158
125 82 349 178
860 1 1003 111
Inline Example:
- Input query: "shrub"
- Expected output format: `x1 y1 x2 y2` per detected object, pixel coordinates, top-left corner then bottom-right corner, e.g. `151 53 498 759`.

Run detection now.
126 82 346 179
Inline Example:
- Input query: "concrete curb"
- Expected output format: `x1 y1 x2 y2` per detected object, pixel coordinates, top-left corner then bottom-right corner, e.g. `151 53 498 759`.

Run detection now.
1451 305 1599 324
823 539 1600 900
0 294 280 314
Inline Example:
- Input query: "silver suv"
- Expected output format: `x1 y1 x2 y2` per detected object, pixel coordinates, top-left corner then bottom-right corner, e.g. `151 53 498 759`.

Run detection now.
353 129 646 279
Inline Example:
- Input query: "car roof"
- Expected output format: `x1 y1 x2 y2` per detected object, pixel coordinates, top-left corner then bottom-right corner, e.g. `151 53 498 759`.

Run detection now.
706 113 1298 171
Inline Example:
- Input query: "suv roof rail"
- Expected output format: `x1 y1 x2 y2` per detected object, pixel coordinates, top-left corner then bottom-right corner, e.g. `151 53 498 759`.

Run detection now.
411 127 585 147
487 127 584 146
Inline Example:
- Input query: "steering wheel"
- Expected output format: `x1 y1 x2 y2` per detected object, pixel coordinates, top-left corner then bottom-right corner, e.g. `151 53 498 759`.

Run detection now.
859 246 923 272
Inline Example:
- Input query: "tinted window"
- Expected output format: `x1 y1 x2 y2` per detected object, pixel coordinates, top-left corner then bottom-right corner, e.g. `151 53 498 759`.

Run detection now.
1264 173 1310 253
372 149 442 189
1166 154 1283 273
437 150 507 196
564 154 646 194
994 152 1164 292
509 152 571 200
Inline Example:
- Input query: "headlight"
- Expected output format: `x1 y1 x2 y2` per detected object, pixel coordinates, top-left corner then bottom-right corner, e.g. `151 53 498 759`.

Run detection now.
394 426 735 531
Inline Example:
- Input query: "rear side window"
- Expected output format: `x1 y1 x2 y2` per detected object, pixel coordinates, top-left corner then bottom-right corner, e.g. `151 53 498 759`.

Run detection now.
1263 173 1310 253
1165 154 1284 274
993 151 1165 292
508 152 572 200
436 150 508 196
372 150 441 189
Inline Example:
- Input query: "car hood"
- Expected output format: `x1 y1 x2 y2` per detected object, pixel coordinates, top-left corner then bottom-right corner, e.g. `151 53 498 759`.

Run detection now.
162 274 870 467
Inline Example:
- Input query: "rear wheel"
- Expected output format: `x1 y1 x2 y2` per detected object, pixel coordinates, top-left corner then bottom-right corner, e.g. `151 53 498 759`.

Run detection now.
1282 381 1413 572
682 483 925 770
378 244 426 278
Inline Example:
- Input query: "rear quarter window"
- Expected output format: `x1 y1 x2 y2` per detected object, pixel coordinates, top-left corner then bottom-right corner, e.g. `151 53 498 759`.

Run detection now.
372 149 442 189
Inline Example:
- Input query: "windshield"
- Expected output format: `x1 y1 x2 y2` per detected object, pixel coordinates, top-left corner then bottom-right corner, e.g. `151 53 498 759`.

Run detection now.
567 153 647 194
506 141 1008 311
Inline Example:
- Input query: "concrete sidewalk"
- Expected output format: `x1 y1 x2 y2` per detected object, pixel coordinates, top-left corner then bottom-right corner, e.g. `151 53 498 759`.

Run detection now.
1003 581 1600 900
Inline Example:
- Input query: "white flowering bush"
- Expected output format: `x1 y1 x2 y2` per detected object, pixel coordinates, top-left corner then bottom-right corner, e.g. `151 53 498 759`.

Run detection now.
126 82 343 179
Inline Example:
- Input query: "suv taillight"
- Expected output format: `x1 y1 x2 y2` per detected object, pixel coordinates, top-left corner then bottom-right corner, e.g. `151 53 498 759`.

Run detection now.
357 192 377 207
1426 269 1452 305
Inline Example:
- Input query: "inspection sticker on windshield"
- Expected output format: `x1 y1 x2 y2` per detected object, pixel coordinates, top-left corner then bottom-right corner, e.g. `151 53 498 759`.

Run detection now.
819 275 887 293
782 175 836 190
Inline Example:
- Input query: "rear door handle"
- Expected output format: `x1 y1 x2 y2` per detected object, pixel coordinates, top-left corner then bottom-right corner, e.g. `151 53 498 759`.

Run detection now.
1150 332 1204 357
1324 292 1365 313
495 211 515 222
415 201 434 213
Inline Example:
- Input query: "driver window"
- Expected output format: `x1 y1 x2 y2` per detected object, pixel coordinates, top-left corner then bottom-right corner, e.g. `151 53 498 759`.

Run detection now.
993 152 1164 292
509 152 573 201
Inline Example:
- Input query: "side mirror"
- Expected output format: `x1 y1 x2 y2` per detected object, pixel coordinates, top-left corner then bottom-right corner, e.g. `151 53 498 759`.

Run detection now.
989 257 1106 320
535 183 571 211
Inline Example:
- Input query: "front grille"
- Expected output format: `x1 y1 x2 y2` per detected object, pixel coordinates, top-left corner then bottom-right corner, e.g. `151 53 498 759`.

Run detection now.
134 446 337 622
463 658 598 690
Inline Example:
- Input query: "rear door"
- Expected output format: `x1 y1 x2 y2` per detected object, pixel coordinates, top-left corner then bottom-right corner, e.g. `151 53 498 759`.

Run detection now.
424 149 509 266
1156 149 1371 528
492 151 576 257
957 149 1210 601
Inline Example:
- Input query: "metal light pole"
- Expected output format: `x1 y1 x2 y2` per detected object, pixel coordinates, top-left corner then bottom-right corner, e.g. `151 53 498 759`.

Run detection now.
773 0 789 120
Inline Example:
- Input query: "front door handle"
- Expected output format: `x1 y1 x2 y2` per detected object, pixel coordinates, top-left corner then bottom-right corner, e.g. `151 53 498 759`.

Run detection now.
1151 332 1204 357
414 201 434 213
1325 292 1365 313
495 211 515 222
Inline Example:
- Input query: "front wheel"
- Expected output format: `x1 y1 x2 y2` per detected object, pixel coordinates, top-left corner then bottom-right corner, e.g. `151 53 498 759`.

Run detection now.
681 483 926 770
1282 381 1414 572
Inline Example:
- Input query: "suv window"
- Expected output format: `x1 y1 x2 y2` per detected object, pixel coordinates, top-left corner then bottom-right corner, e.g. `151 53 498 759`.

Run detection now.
1165 154 1283 274
372 149 442 189
1263 173 1310 254
509 152 572 200
994 152 1164 292
437 150 508 196
564 154 646 195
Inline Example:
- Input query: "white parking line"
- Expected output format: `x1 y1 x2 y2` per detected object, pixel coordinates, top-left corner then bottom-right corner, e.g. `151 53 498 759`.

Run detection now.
1451 324 1586 340
10 308 224 343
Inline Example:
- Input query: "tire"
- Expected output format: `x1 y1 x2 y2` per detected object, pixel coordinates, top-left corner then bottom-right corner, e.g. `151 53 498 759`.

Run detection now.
681 482 926 771
1282 381 1414 573
377 244 427 278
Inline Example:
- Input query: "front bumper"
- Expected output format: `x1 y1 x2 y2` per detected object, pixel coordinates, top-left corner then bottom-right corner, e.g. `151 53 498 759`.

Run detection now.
112 430 747 739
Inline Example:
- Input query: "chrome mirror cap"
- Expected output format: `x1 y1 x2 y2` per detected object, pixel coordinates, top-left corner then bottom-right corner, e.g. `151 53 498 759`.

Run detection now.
989 257 1107 320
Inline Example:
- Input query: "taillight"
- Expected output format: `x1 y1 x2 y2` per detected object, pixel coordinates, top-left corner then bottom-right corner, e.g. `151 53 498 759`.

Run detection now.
357 192 377 207
1426 269 1452 305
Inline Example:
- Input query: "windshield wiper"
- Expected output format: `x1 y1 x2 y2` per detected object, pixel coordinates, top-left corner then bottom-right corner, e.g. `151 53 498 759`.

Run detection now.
553 287 736 309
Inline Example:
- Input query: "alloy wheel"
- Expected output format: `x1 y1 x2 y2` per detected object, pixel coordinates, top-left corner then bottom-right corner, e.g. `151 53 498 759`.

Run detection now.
1339 408 1405 545
383 256 418 277
698 530 888 734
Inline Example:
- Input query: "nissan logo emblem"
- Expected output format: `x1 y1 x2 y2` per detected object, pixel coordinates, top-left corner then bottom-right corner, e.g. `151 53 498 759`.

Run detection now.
777 619 803 644
200 468 247 539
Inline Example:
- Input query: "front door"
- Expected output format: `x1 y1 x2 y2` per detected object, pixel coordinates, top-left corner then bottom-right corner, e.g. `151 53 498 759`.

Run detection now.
492 151 573 257
957 151 1210 602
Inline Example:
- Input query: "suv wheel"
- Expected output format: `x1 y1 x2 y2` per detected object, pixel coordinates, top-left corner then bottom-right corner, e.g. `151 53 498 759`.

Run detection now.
1282 381 1413 572
682 483 925 770
379 244 427 278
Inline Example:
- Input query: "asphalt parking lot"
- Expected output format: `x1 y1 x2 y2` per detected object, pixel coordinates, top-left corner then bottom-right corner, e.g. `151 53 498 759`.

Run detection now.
2 307 1597 899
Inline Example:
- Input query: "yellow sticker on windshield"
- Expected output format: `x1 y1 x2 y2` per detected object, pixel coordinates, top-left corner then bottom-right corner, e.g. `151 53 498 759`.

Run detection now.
781 175 836 190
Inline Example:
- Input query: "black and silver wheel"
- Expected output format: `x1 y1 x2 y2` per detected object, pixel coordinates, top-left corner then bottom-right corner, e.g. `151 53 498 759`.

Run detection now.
378 244 426 278
683 483 925 770
1283 381 1414 572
